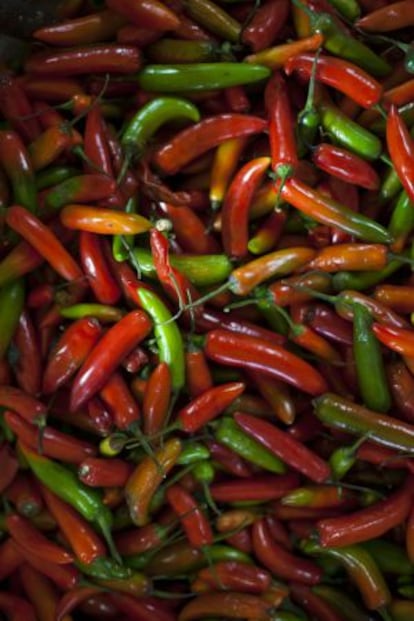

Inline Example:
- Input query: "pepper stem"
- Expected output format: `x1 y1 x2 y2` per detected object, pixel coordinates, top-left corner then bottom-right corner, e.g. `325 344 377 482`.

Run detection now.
97 515 122 565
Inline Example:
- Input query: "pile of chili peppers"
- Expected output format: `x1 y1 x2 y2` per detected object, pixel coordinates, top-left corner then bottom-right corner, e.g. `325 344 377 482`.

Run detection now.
3 0 414 619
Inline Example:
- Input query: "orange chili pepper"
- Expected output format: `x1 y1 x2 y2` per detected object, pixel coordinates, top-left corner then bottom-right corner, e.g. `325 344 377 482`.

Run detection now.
305 243 388 273
60 205 152 235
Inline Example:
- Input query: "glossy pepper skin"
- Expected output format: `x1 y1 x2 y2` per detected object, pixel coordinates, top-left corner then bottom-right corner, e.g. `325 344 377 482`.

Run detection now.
386 104 414 205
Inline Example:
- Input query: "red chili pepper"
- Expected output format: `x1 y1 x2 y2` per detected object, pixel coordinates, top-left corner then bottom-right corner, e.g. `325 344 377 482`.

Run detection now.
317 475 414 547
106 0 180 30
79 457 133 488
265 71 298 178
152 113 267 175
252 518 323 584
210 473 300 503
204 329 328 396
290 582 345 621
0 130 37 213
302 303 354 346
387 360 414 423
6 513 74 565
285 52 383 108
99 371 140 430
0 386 46 426
12 310 41 397
41 485 106 565
386 104 414 204
0 443 18 495
185 348 213 398
249 370 296 425
0 593 36 621
4 411 96 464
25 44 142 76
166 484 213 548
0 74 41 143
178 592 272 621
163 202 220 254
83 105 114 176
80 231 121 305
43 317 102 394
234 411 331 483
70 309 152 411
55 586 103 621
108 593 176 621
198 308 286 347
6 206 82 282
142 362 172 436
0 538 23 581
60 205 152 235
312 143 380 190
5 472 43 518
13 543 80 590
221 156 271 259
206 440 253 478
196 561 272 593
372 322 414 357
33 9 127 46
177 381 245 433
242 0 290 52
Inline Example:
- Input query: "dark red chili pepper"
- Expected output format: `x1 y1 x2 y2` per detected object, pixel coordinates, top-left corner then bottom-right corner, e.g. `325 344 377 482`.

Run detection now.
12 310 41 397
79 457 133 488
99 371 140 430
4 410 97 464
206 440 253 478
0 74 41 143
13 544 80 590
312 143 380 190
166 484 213 548
386 104 414 204
43 317 102 394
290 582 345 621
33 9 127 46
152 113 267 175
0 593 36 621
204 329 328 396
83 105 114 176
210 473 300 503
5 472 43 518
0 386 47 426
70 309 152 412
0 443 18 495
106 0 180 30
0 539 23 581
252 518 322 584
242 0 290 52
0 130 37 213
196 561 272 593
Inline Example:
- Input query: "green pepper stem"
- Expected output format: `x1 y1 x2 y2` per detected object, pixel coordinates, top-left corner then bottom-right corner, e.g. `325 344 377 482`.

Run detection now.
97 515 123 565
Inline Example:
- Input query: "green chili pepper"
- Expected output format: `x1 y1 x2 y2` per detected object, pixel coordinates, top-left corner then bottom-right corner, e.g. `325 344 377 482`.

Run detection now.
324 0 360 20
59 303 125 323
178 443 210 465
124 549 155 571
361 540 414 576
353 303 391 413
136 63 271 92
329 435 369 480
147 39 221 64
332 256 404 291
132 247 232 288
137 288 185 393
112 197 137 263
310 11 391 76
379 166 402 206
182 0 242 43
77 557 133 580
301 539 391 610
313 392 414 454
20 445 121 563
121 96 200 159
215 417 286 474
313 585 374 621
35 166 78 190
0 279 25 360
318 100 382 161
388 190 414 246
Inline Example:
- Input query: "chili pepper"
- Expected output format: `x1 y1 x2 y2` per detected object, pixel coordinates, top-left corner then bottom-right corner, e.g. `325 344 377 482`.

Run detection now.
146 38 219 63
0 538 24 581
207 440 253 478
5 512 73 565
374 284 414 314
78 457 132 488
12 309 41 396
43 317 102 394
19 564 66 621
19 442 120 563
205 328 328 396
163 203 220 255
312 143 380 190
126 437 182 526
372 322 414 357
242 0 290 52
0 74 41 143
277 177 391 243
100 371 140 430
0 386 46 426
121 96 200 162
106 0 179 30
215 416 286 473
182 0 242 42
184 348 213 398
356 0 414 31
69 309 152 411
387 360 414 423
28 125 76 172
286 52 383 108
0 593 36 621
209 136 248 209
25 44 142 75
166 483 213 548
199 308 286 347
289 582 345 621
152 113 267 175
248 208 287 255
252 518 322 584
0 279 25 362
318 99 382 161
210 473 300 503
115 522 171 557
142 362 171 436
352 302 391 413
59 303 124 323
0 443 18 495
137 288 185 394
332 254 405 292
386 104 414 204
197 560 272 594
234 411 331 482
4 411 96 464
60 205 152 235
301 539 391 610
45 174 117 212
34 9 126 46
35 166 77 191
178 591 272 621
5 472 43 518
0 130 37 213
80 231 121 305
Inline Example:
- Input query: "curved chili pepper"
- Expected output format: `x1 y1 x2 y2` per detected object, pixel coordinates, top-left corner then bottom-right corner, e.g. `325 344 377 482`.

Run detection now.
356 0 414 31
19 564 65 621
185 348 213 398
386 104 414 205
162 203 220 255
277 177 392 243
314 392 414 453
306 243 388 273
100 371 140 430
25 44 142 75
45 174 117 212
137 288 185 394
196 560 271 593
60 205 152 235
209 136 248 210
252 518 322 584
34 9 126 46
6 512 74 565
43 317 102 394
182 0 242 43
0 539 24 581
80 231 121 305
125 437 182 526
178 591 272 621
4 411 96 464
221 156 271 259
152 113 267 175
70 309 152 411
312 143 380 190
372 322 414 357
234 411 331 482
210 473 300 503
205 329 328 396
